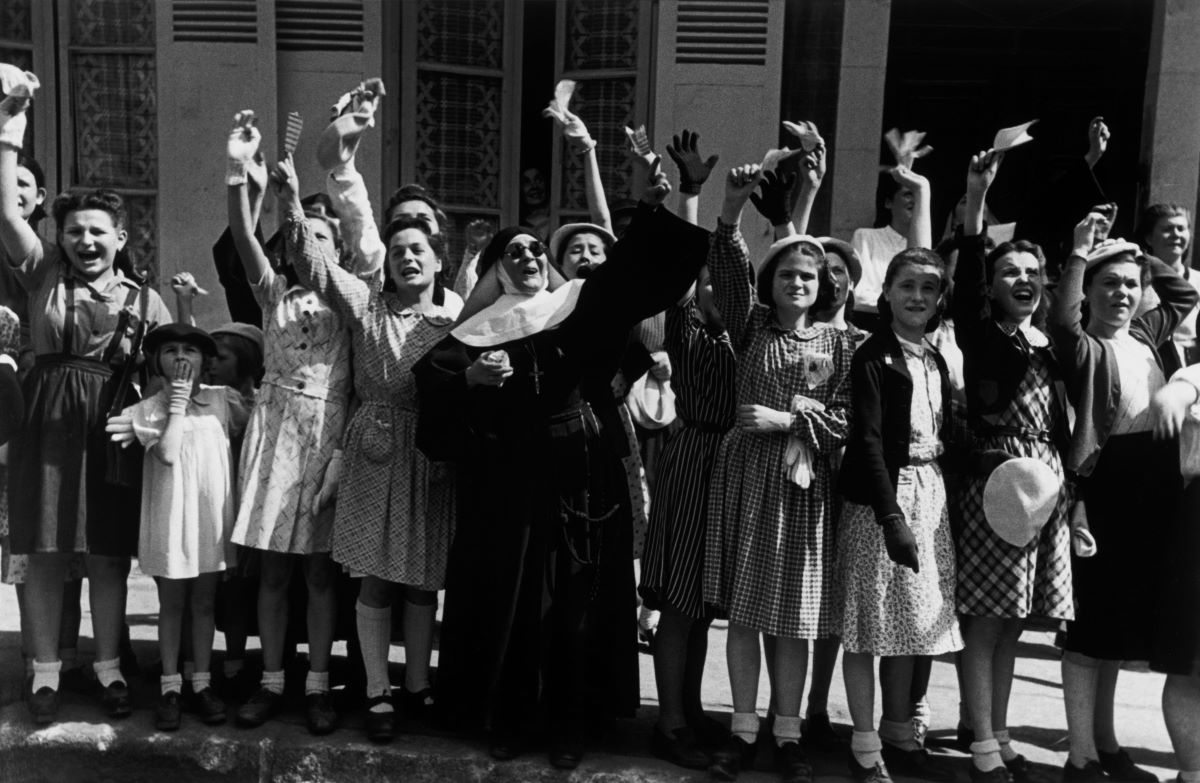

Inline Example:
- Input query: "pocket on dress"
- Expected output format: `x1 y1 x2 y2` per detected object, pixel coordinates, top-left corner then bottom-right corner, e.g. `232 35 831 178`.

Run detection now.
360 413 393 463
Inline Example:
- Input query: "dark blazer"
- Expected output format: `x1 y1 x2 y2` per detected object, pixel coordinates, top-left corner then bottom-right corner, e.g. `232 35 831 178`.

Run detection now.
839 328 956 521
950 232 1070 455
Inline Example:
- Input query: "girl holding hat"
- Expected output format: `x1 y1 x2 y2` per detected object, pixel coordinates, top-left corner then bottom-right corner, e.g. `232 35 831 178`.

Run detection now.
286 150 462 741
950 150 1075 782
225 113 350 734
415 160 707 768
108 323 248 730
703 163 852 782
1049 212 1197 783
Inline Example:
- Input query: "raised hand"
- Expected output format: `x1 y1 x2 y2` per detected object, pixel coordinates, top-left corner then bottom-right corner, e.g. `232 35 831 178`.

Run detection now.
748 169 798 227
227 111 261 165
544 102 595 154
1086 116 1110 167
0 65 38 148
798 143 826 190
640 156 672 206
666 129 720 195
170 272 209 299
269 153 301 209
1072 213 1100 258
888 163 929 193
966 149 1004 195
885 127 933 169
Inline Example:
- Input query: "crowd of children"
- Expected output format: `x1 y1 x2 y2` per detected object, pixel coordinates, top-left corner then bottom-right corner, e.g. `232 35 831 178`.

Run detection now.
2 62 1200 783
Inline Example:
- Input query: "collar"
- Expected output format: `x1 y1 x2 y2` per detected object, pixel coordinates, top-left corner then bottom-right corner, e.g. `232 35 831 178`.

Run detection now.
997 321 1049 348
451 279 585 347
893 329 928 357
66 266 135 302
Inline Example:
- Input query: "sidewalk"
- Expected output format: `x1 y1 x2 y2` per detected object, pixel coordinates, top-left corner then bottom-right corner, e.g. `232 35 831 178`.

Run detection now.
0 565 1179 782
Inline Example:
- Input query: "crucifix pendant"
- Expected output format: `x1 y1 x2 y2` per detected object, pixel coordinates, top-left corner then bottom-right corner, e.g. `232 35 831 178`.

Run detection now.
529 354 544 395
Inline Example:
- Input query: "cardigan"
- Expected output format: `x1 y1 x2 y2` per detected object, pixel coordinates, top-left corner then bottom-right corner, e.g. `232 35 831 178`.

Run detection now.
1048 253 1198 477
950 232 1070 454
839 327 956 521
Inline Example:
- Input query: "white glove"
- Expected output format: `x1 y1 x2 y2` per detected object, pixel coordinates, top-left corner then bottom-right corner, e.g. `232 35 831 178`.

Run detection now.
785 435 813 488
226 110 261 185
544 103 594 154
314 449 344 513
0 64 37 149
168 360 194 415
106 414 136 449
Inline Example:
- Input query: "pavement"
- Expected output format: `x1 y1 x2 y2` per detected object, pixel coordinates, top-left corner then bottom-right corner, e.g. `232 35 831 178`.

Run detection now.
0 563 1180 783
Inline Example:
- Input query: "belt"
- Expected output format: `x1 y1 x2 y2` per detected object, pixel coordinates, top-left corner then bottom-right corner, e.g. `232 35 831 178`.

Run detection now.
34 353 114 377
977 424 1054 444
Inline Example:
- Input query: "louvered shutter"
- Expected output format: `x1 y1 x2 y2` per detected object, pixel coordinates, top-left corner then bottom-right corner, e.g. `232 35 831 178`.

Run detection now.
654 0 785 261
155 0 278 327
274 0 383 225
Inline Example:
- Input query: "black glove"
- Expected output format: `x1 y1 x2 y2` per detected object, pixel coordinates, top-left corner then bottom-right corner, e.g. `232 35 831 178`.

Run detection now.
665 129 719 195
879 513 919 573
748 169 797 227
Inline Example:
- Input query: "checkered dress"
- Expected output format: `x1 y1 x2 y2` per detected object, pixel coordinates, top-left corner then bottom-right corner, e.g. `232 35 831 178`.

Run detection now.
955 345 1074 619
703 222 851 638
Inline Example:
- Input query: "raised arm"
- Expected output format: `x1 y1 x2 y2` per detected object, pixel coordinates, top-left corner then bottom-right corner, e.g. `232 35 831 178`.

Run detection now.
710 164 761 350
170 272 207 327
226 111 272 285
0 90 42 269
749 170 798 240
326 80 386 277
1139 253 1200 347
891 164 932 249
272 155 369 322
666 129 719 227
545 100 612 232
952 150 1004 333
788 124 827 236
1048 214 1100 365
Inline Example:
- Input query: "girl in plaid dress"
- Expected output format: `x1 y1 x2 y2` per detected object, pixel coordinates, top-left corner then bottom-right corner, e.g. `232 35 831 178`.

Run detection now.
950 151 1074 782
703 164 851 781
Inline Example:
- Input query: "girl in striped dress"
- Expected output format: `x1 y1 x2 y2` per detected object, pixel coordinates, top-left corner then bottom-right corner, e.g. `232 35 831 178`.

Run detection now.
639 265 736 768
704 164 852 782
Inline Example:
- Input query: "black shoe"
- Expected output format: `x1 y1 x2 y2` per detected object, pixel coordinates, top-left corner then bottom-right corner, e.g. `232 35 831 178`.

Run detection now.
1005 754 1040 783
849 753 895 783
776 741 815 783
102 681 133 719
802 712 844 752
1063 761 1109 783
236 688 283 727
710 735 757 781
881 743 958 783
971 765 1015 783
397 686 434 721
192 687 227 725
305 691 338 735
364 696 395 744
650 724 709 770
1098 750 1158 783
156 691 182 731
488 731 522 761
29 687 58 725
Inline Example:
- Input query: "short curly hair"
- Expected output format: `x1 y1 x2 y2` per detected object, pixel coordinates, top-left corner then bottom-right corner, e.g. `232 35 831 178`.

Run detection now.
52 188 127 232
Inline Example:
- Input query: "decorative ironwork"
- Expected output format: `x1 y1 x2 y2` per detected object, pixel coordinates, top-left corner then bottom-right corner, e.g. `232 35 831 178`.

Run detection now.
416 0 503 70
560 78 637 212
71 0 154 46
122 193 157 283
0 0 33 43
414 72 502 209
565 0 638 72
72 53 157 189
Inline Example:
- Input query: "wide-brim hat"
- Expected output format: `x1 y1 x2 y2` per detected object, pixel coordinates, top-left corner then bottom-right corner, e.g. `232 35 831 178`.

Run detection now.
816 236 862 284
316 111 372 171
626 374 676 430
143 322 217 359
1084 239 1142 271
982 456 1061 547
549 222 617 265
755 234 826 294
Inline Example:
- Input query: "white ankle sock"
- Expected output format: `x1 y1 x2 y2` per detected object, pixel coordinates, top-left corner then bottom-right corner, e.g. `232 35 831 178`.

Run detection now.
93 657 124 688
356 600 393 703
731 711 760 744
261 669 285 695
31 660 61 692
188 670 212 693
161 673 183 696
994 729 1018 762
774 715 802 746
852 729 884 767
305 669 329 696
971 738 1005 772
879 717 920 752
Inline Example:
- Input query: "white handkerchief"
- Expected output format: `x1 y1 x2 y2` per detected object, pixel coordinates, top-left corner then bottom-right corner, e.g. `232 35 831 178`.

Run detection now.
992 120 1037 153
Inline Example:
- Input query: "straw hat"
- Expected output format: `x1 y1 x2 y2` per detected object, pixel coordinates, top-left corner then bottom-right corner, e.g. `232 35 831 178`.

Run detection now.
982 457 1061 547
